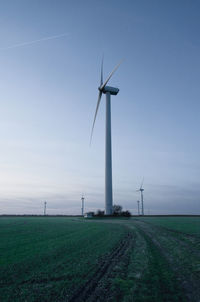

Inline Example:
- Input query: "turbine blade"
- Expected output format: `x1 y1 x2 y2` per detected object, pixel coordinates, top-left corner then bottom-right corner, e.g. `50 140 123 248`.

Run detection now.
90 91 103 145
100 60 123 90
100 55 104 86
140 177 144 189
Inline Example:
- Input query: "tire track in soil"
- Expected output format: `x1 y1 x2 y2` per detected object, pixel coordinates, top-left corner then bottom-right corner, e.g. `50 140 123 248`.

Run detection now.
138 218 200 241
67 232 134 302
139 219 200 259
133 220 200 302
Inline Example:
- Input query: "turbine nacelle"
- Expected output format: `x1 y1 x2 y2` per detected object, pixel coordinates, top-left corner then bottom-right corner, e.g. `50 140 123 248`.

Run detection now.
90 58 122 144
136 178 144 192
99 85 119 95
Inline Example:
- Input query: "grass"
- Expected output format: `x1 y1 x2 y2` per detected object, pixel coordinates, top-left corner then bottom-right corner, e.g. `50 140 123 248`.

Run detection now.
106 222 186 302
0 216 199 301
136 216 200 235
0 217 127 302
125 227 185 302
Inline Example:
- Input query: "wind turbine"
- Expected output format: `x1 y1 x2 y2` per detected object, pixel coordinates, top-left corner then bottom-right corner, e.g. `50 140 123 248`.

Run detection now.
81 194 85 216
136 179 144 215
90 58 121 215
137 200 140 216
44 201 47 216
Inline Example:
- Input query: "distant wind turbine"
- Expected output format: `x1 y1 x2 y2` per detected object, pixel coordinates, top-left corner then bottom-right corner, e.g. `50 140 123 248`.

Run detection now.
81 195 85 216
137 200 140 216
44 201 47 216
136 178 144 215
90 58 122 215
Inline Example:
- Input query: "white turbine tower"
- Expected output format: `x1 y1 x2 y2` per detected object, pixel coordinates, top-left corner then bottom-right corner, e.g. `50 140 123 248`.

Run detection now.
136 179 144 216
81 195 85 216
44 201 47 216
90 58 121 215
137 200 140 216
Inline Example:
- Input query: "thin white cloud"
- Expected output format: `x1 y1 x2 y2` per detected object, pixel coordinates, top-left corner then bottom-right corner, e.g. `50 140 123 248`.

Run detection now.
0 33 69 50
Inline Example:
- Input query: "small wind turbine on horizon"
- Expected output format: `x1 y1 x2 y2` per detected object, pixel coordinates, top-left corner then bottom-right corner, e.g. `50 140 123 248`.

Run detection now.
137 200 140 216
81 194 85 216
90 58 122 215
44 201 47 216
136 179 144 215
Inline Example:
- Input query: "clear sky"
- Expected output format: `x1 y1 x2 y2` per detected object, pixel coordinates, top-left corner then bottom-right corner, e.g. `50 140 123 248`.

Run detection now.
0 0 200 215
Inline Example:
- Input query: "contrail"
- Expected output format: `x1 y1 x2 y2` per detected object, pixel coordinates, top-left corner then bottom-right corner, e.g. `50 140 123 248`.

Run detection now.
0 33 69 50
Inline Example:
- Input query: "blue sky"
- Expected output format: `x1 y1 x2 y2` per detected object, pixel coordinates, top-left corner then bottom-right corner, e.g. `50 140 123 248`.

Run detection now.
0 0 200 214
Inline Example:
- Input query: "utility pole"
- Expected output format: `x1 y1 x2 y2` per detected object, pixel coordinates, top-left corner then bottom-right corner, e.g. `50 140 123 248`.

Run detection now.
137 200 140 216
81 195 85 216
44 201 47 216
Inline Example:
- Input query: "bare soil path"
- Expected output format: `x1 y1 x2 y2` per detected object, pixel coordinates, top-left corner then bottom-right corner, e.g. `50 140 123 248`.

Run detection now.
68 232 134 302
133 219 200 302
68 218 196 302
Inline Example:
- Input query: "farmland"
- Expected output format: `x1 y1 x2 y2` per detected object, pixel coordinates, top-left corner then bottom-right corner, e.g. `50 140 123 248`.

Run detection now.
0 216 200 301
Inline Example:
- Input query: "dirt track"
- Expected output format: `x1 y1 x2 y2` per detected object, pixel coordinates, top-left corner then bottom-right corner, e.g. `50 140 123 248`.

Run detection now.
133 219 200 302
68 232 134 302
67 219 200 302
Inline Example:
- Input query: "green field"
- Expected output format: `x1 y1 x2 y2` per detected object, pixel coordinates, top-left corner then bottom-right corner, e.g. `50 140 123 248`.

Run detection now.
0 217 127 302
0 216 200 301
137 216 200 235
